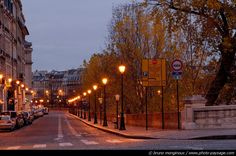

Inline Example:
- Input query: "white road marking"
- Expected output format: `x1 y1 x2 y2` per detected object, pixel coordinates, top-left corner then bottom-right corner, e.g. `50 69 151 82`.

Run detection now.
59 142 73 147
58 115 63 138
64 116 81 137
7 146 21 150
80 139 99 145
54 115 63 141
33 144 47 149
106 139 124 143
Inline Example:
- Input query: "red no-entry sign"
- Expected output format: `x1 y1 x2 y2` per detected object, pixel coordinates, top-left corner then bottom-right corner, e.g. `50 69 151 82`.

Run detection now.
172 59 183 71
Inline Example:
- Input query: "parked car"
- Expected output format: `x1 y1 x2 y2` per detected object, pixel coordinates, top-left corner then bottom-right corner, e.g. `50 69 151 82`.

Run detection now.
43 107 49 115
15 112 25 129
22 111 34 125
33 109 44 119
1 111 17 119
0 115 16 131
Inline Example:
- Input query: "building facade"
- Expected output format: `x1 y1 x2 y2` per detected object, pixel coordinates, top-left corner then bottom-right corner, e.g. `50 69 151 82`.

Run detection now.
32 68 84 108
0 0 33 112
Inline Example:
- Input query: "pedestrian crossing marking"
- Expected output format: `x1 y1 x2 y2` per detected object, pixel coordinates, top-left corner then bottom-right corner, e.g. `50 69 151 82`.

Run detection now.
80 139 99 145
33 144 47 149
106 139 123 143
7 146 21 150
59 142 73 147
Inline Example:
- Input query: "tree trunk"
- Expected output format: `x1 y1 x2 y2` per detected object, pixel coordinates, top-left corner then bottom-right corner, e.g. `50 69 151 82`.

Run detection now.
206 44 236 106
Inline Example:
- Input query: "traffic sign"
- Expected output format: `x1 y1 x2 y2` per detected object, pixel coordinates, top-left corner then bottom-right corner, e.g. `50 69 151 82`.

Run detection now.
172 71 182 76
142 59 167 87
172 59 183 71
172 71 182 80
172 59 183 80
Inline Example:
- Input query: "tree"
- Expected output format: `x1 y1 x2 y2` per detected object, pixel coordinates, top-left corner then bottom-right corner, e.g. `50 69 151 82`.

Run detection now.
144 0 236 105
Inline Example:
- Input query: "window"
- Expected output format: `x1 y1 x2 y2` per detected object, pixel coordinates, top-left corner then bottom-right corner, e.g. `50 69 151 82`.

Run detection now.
4 0 13 14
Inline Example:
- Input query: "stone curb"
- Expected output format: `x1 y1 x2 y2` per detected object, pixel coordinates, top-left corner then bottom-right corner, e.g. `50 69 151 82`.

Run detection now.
69 113 156 140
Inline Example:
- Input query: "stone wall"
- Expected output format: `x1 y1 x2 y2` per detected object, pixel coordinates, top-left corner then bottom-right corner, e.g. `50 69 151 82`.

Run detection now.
182 95 236 129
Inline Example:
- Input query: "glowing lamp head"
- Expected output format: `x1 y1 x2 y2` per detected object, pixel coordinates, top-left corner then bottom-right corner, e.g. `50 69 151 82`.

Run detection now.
21 84 25 88
16 81 20 85
0 74 3 79
88 90 92 94
102 78 108 85
83 92 87 96
115 94 120 101
118 65 126 74
8 78 12 83
93 85 98 91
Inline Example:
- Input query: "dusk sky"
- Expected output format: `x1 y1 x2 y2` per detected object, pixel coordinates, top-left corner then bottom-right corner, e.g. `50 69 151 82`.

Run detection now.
22 0 133 71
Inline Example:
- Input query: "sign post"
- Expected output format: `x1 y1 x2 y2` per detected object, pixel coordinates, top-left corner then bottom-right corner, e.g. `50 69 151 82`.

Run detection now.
142 59 167 130
172 59 183 130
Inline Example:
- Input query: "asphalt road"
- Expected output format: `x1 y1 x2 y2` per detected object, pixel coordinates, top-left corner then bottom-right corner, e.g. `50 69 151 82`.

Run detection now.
0 111 235 150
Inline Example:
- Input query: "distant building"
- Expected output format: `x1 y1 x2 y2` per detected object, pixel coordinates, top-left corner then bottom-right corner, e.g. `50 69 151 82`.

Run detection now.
32 68 84 107
0 0 33 112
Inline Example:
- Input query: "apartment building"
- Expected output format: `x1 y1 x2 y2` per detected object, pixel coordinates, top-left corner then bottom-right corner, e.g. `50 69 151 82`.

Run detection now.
0 0 33 111
32 68 84 107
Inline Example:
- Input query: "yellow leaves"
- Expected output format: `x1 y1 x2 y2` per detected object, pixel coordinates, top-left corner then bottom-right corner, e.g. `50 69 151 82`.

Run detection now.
114 21 124 33
222 37 233 49
207 0 222 10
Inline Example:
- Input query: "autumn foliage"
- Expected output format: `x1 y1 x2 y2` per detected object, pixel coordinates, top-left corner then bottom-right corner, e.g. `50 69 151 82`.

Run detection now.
81 1 236 114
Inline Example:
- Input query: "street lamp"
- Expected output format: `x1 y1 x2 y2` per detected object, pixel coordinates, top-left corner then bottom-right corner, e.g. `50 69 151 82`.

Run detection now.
8 78 12 83
87 89 92 121
59 89 63 95
83 92 87 119
102 78 108 127
45 90 49 95
93 85 98 124
115 94 120 129
98 97 103 125
21 84 24 88
16 80 20 85
118 65 126 130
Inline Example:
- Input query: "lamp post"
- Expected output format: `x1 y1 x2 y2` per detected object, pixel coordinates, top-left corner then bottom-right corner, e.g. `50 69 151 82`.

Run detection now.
87 89 92 121
119 65 126 130
102 78 108 127
98 97 103 125
83 92 87 119
80 97 83 118
115 94 120 129
93 85 98 124
58 89 63 109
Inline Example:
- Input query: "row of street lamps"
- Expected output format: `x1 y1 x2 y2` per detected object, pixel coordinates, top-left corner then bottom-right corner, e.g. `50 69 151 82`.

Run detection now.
68 65 126 130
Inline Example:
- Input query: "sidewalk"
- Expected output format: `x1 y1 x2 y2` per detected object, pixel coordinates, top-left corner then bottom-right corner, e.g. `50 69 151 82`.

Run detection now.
69 113 236 140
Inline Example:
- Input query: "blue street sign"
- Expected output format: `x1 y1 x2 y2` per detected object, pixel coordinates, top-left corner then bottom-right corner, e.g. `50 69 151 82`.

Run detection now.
172 71 182 80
